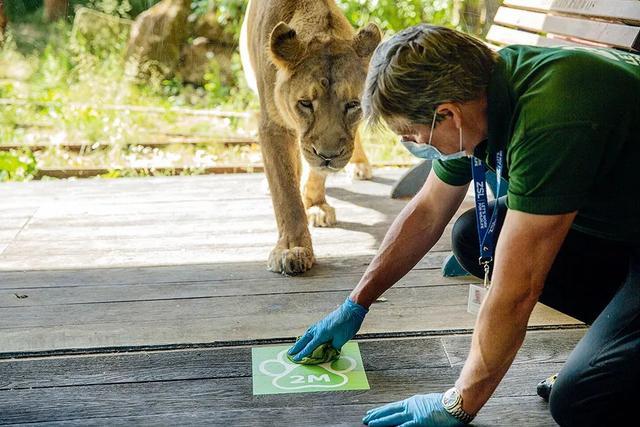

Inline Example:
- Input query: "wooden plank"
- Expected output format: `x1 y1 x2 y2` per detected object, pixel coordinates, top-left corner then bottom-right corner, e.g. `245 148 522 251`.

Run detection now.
0 98 257 118
0 253 451 289
33 163 418 180
209 398 559 427
0 227 453 269
0 229 20 241
487 25 584 47
494 6 640 49
504 0 640 24
0 269 475 304
0 332 580 390
0 338 449 390
0 169 435 270
0 137 258 152
0 222 454 255
0 284 580 355
0 168 402 203
0 399 557 427
0 247 446 271
0 135 258 151
442 329 586 366
0 367 559 424
7 196 410 233
0 217 31 230
0 334 574 424
34 165 265 179
0 167 405 193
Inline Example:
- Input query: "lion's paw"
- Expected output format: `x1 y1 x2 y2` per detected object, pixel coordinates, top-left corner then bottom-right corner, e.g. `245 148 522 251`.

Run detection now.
347 162 373 181
259 350 357 391
306 203 337 228
268 245 315 275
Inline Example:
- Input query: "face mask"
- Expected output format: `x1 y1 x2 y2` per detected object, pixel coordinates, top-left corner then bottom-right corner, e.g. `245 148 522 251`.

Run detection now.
400 112 467 161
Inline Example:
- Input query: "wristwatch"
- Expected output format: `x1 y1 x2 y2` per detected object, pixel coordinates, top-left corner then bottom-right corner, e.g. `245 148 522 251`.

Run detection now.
442 387 475 424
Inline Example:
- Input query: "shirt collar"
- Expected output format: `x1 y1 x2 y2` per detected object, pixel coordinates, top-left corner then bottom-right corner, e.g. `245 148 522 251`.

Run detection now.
474 56 515 169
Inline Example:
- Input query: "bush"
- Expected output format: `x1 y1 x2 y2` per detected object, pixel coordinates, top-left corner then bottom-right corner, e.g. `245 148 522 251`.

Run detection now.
0 150 38 181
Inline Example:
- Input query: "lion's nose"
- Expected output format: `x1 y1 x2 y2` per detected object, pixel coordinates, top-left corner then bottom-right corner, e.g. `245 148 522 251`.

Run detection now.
312 145 345 161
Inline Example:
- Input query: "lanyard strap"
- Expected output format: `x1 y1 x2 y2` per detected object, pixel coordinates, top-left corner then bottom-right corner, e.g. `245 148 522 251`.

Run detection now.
471 151 504 286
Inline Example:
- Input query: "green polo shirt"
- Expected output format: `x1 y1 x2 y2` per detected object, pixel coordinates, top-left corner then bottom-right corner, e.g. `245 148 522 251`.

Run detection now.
433 45 640 243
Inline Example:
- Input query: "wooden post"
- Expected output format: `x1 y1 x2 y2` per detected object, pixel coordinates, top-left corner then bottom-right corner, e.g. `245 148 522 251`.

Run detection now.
0 0 7 43
44 0 69 22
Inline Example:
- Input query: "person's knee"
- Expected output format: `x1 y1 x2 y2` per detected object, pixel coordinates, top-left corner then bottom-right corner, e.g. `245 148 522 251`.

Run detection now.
451 208 477 263
548 374 574 426
548 373 630 427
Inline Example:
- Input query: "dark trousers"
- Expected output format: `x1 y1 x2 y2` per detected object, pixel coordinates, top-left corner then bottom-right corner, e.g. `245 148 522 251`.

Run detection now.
451 197 640 426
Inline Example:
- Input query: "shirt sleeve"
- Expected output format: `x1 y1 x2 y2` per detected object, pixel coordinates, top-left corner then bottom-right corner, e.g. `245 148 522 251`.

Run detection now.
432 157 472 186
506 124 609 215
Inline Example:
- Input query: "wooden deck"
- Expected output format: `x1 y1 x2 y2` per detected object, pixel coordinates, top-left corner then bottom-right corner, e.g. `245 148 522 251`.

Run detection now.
0 169 583 425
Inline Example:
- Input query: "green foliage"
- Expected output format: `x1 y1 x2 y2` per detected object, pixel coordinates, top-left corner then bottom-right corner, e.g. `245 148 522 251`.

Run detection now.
84 0 133 17
4 1 42 19
203 52 256 110
337 0 458 33
4 1 162 22
0 150 38 181
127 1 162 16
1 0 483 181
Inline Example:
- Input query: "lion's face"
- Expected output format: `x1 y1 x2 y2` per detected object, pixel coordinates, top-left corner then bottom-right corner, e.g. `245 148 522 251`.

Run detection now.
270 23 381 172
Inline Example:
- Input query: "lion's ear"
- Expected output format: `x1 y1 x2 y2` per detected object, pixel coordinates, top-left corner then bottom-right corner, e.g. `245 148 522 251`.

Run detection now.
353 23 382 58
270 22 304 69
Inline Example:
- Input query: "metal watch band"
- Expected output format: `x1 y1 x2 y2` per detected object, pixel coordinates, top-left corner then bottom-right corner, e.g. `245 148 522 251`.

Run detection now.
442 387 475 424
447 405 474 424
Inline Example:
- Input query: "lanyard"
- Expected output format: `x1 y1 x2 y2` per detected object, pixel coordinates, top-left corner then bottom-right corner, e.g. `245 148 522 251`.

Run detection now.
470 151 504 287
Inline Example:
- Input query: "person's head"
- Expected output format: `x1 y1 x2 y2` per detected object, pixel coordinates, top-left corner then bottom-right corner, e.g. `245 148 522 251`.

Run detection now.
363 24 498 156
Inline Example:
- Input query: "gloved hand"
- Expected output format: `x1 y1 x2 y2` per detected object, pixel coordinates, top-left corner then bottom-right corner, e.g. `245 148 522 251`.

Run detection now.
287 297 368 362
363 394 464 427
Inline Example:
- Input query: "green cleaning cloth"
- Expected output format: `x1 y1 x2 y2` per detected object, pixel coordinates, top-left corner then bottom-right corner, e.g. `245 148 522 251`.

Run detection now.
287 341 340 365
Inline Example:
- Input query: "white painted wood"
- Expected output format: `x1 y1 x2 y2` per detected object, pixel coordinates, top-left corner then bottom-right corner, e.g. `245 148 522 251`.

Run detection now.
494 6 640 49
487 24 584 47
504 0 640 24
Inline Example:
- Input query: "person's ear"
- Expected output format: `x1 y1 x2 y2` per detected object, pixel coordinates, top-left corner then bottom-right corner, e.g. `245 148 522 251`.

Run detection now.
436 102 463 129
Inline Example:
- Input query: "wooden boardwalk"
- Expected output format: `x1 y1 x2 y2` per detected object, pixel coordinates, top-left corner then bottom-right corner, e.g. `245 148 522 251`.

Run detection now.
0 169 582 425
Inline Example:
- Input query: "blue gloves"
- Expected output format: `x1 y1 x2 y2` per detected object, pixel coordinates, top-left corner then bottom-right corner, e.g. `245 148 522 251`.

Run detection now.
363 394 464 427
287 297 368 362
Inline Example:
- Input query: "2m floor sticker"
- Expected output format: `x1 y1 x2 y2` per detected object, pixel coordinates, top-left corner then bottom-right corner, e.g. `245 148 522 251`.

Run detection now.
251 342 370 395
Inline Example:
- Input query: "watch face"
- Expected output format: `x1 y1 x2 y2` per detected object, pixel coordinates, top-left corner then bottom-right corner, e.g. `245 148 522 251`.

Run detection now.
442 388 461 409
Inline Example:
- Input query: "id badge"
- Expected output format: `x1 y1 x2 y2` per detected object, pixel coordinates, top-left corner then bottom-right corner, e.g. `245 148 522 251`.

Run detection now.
467 284 488 315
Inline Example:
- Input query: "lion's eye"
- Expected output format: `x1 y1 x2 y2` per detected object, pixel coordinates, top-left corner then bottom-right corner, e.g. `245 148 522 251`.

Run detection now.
345 100 361 112
298 100 314 111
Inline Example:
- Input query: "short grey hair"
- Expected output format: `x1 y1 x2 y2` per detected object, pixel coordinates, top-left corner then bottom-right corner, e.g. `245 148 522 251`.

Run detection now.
363 24 498 130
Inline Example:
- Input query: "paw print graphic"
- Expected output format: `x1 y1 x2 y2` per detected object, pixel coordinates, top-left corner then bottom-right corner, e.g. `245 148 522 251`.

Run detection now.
259 349 357 390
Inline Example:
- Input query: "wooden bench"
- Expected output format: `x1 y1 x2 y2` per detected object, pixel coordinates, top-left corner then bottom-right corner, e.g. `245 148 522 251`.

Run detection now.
386 0 640 275
487 0 640 52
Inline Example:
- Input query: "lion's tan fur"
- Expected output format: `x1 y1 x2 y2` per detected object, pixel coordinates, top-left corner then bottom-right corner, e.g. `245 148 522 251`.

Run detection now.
240 0 380 274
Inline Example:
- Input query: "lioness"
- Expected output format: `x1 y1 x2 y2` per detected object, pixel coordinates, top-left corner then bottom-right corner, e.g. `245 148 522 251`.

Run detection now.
240 0 381 275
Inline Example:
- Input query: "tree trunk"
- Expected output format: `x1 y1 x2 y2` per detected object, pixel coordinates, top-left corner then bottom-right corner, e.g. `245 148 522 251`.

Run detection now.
483 0 503 35
44 0 69 22
461 0 483 36
0 1 7 43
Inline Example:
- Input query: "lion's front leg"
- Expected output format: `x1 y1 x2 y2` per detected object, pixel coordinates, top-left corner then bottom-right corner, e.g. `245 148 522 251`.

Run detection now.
261 124 315 275
347 128 373 181
302 167 336 228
